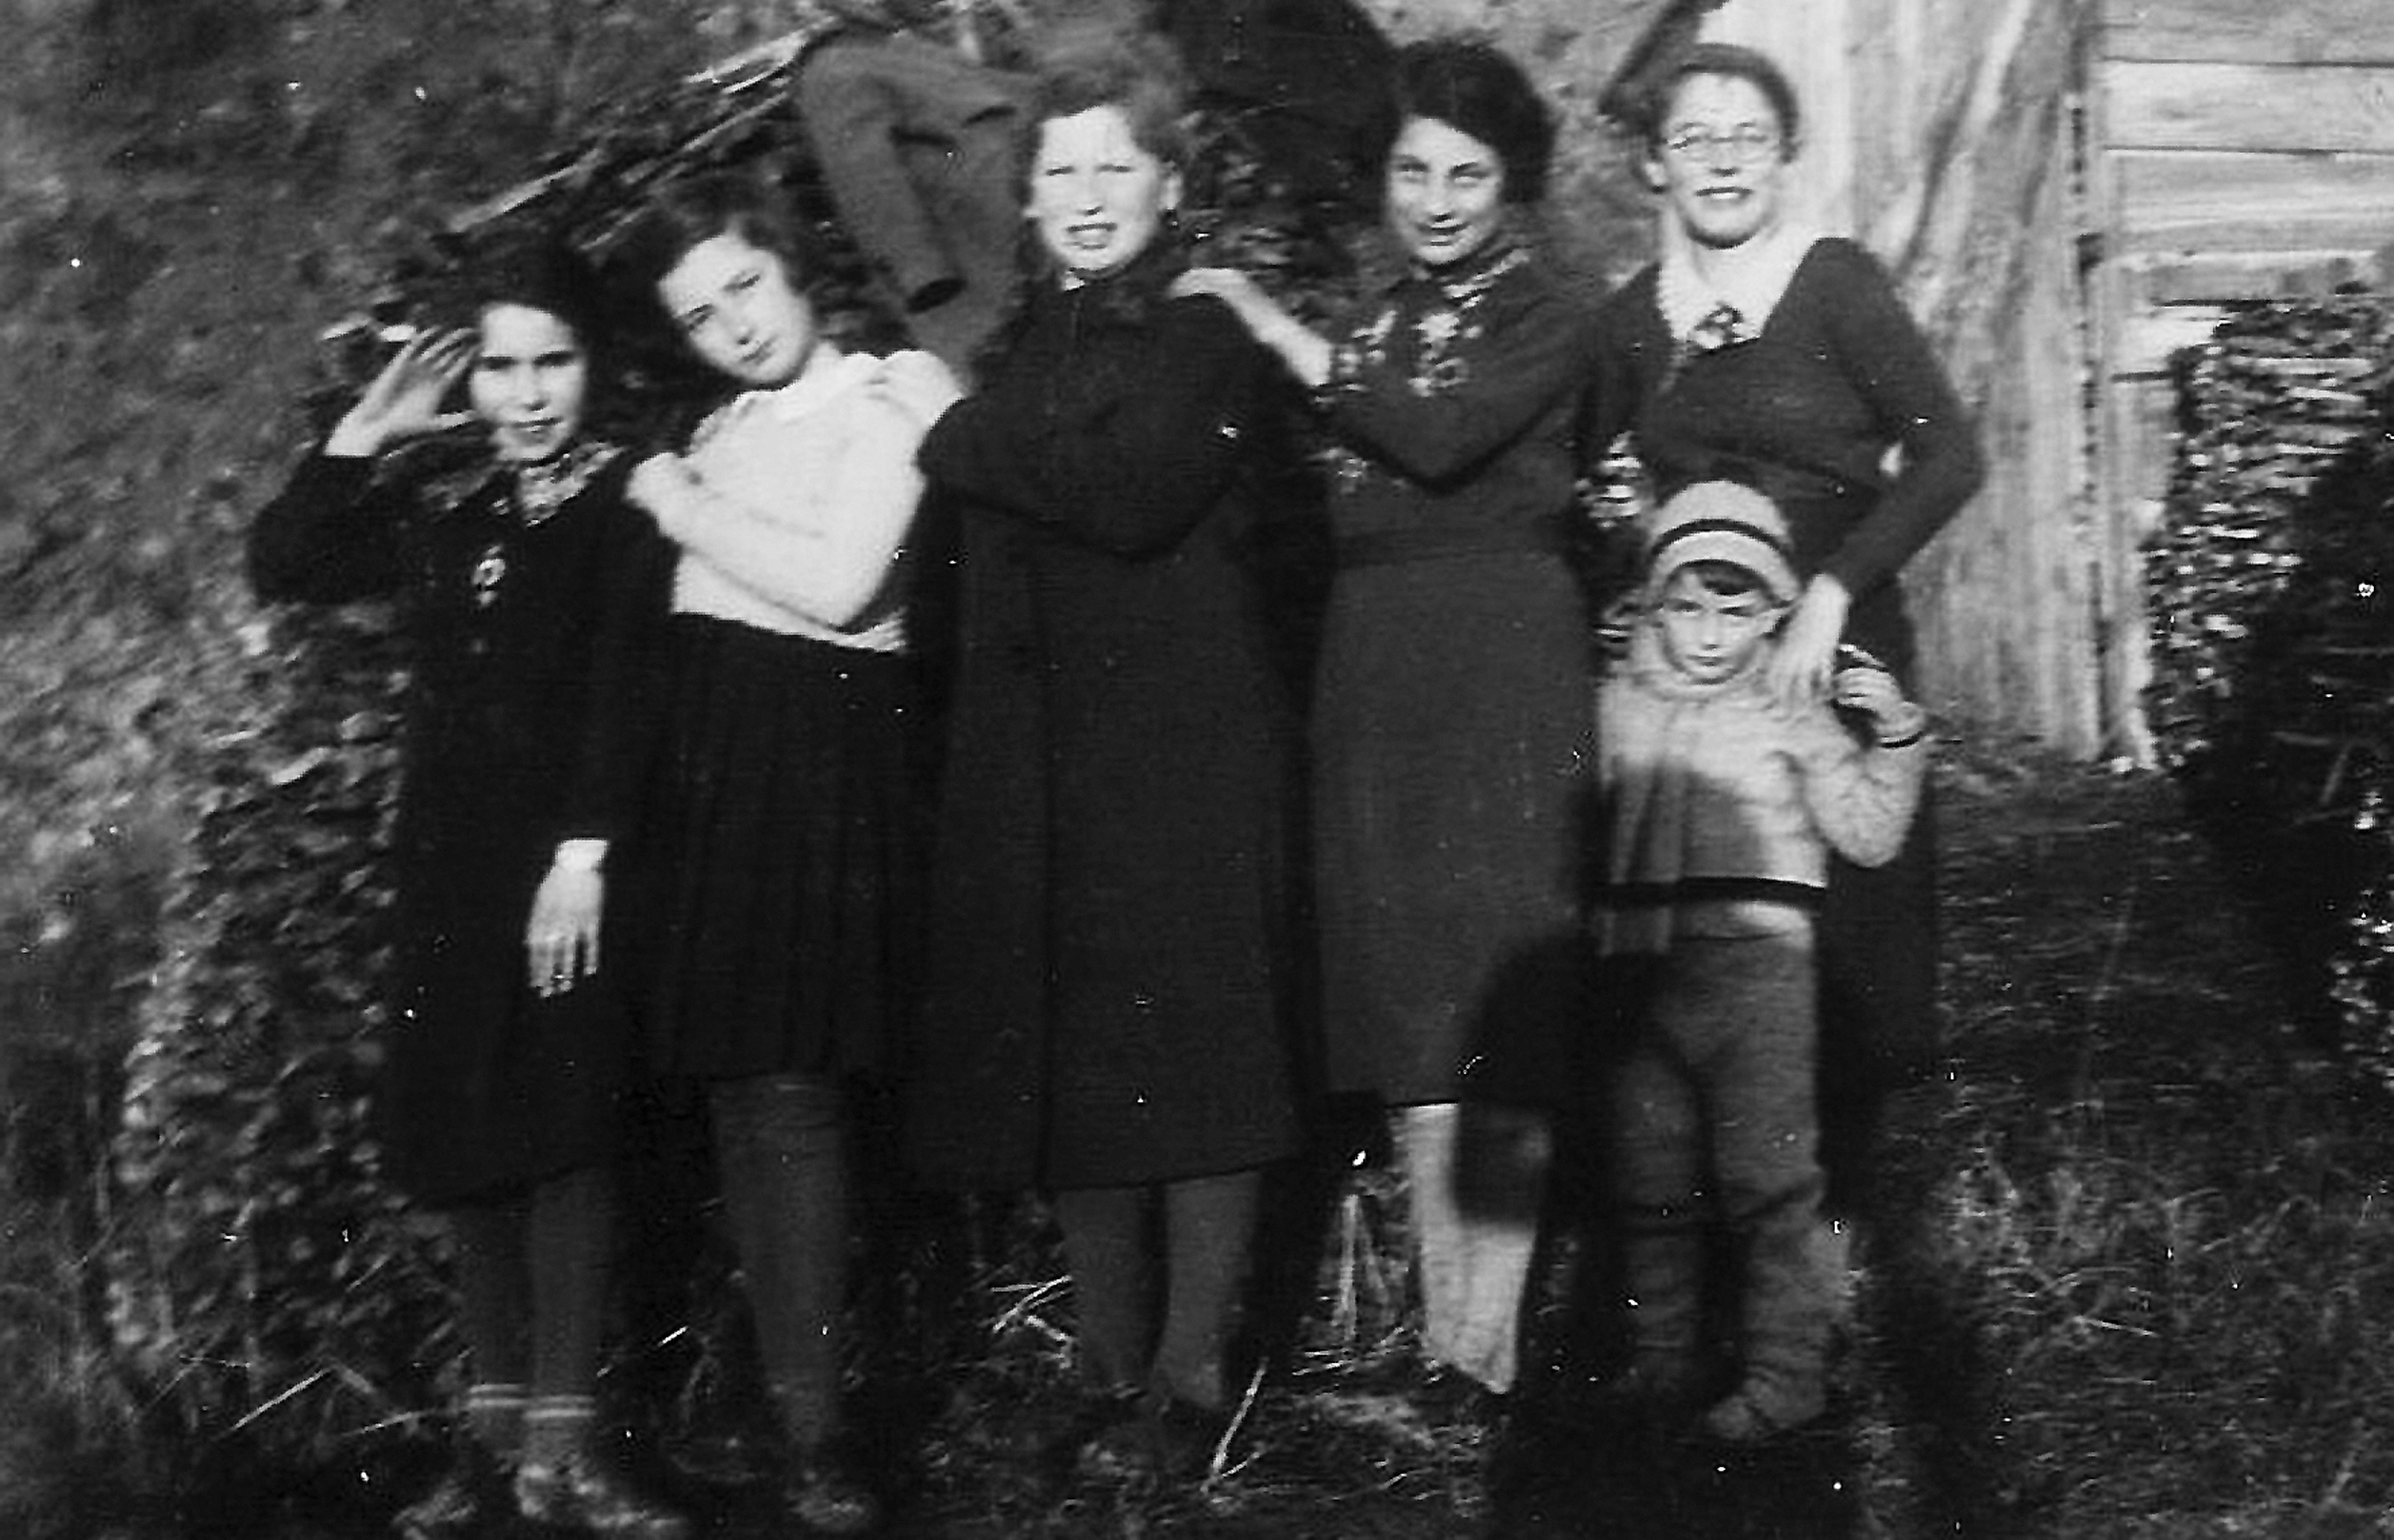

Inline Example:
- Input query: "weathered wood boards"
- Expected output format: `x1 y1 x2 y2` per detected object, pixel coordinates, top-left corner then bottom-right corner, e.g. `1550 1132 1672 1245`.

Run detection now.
2098 0 2394 759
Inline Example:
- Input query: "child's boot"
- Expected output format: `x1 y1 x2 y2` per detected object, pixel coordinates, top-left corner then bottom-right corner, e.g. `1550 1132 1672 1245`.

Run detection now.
1703 1205 1839 1442
1609 1214 1707 1408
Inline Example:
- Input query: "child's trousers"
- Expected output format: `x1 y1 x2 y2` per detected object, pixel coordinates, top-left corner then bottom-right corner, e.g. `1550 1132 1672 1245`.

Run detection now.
1606 931 1839 1397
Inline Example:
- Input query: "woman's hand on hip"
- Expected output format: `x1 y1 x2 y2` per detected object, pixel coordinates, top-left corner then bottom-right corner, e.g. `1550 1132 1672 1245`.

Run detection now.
1768 573 1851 710
323 327 479 458
527 853 605 997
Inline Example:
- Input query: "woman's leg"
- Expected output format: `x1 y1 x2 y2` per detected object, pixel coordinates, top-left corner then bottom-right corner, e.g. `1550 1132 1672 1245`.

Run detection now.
508 1166 690 1538
1151 1168 1262 1412
395 1197 529 1540
447 1194 533 1460
1051 1183 1155 1395
1392 1101 1549 1395
520 1164 615 1472
708 1072 877 1535
708 1073 852 1450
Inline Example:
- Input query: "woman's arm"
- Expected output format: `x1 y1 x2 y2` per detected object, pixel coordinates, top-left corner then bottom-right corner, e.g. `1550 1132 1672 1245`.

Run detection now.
246 452 415 603
631 391 929 631
530 475 680 993
919 300 1266 558
248 329 480 604
1813 241 1987 601
1315 273 1596 489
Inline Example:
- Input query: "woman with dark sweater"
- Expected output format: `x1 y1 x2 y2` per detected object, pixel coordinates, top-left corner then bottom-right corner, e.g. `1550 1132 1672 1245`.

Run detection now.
888 24 1304 1481
1177 36 1598 1402
247 242 683 1539
1582 42 1985 1218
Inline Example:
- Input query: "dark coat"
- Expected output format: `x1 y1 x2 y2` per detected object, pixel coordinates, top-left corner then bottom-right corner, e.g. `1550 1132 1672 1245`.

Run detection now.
246 447 672 1205
907 252 1304 1192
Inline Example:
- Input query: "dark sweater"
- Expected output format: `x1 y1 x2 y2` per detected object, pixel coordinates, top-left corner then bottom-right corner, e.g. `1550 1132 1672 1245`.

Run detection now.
1584 237 1985 620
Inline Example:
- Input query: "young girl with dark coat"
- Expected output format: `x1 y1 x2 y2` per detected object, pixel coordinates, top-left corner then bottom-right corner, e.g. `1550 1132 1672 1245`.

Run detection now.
247 240 685 1539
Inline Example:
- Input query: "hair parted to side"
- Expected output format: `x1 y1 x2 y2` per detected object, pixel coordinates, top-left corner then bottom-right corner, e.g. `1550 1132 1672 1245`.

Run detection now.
1633 41 1803 155
1374 36 1556 206
609 173 825 301
1022 20 1195 176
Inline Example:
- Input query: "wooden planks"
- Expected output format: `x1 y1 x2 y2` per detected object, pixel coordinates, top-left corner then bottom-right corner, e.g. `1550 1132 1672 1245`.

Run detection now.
2108 62 2394 153
2103 0 2394 64
2112 150 2394 253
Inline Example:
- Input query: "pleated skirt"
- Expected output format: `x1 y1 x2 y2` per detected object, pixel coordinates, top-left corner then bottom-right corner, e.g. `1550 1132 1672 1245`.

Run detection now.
636 614 925 1081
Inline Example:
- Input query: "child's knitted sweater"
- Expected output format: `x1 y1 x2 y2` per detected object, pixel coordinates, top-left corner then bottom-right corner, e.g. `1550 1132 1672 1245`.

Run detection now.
1595 628 1925 953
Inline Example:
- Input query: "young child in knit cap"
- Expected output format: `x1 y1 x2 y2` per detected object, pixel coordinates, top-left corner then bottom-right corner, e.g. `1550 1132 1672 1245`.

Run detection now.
1592 477 1928 1441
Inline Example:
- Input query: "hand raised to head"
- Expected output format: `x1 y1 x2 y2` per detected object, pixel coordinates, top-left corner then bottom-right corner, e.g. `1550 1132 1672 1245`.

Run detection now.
324 327 480 458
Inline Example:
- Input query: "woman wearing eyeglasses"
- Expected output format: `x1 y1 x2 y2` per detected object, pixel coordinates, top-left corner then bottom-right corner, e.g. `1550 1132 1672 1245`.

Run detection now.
1584 42 1983 1235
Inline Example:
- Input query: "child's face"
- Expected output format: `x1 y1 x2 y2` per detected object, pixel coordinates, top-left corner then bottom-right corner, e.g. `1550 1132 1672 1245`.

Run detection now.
1654 568 1782 684
658 229 818 389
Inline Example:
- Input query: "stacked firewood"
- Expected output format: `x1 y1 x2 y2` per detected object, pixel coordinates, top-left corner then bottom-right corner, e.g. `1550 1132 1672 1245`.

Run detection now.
2143 296 2394 1070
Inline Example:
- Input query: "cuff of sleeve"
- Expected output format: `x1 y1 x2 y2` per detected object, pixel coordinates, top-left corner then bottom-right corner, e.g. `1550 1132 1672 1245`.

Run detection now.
552 838 608 873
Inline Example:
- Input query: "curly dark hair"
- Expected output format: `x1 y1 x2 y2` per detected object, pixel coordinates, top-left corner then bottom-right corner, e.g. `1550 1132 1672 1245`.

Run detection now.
1373 37 1556 206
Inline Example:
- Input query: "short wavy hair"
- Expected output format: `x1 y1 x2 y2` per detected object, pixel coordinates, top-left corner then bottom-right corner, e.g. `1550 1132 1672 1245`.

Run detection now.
1376 37 1556 206
1630 41 1803 156
1020 21 1196 179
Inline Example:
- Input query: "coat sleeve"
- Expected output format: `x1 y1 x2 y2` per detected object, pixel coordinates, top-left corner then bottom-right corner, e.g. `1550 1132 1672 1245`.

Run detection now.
665 394 929 631
1813 241 1987 598
1785 701 1926 869
245 450 411 603
1578 272 1661 475
1317 273 1595 489
917 297 1267 559
556 469 679 844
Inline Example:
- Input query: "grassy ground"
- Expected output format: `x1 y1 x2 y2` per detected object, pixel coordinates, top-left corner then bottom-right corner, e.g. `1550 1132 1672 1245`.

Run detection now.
42 736 2363 1540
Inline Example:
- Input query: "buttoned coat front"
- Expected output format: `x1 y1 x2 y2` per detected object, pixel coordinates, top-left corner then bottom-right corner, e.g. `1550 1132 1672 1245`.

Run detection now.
906 254 1305 1192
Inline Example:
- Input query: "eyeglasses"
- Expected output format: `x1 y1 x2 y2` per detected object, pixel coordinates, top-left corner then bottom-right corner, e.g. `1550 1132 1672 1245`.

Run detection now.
1660 125 1783 164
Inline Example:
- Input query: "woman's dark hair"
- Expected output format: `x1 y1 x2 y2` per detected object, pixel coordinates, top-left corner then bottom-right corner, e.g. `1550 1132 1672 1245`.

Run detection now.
1376 37 1555 206
1021 21 1196 178
608 173 826 301
1635 42 1803 155
432 235 606 354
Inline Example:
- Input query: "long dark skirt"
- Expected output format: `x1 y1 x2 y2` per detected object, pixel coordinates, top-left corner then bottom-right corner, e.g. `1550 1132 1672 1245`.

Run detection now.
636 614 924 1082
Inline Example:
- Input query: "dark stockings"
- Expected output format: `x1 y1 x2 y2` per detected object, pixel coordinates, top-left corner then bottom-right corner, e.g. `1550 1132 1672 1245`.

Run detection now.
708 1072 851 1452
447 1164 616 1464
1052 1168 1263 1411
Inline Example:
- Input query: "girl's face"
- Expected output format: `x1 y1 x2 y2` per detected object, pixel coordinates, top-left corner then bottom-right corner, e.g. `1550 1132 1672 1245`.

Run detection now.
1383 116 1507 270
1645 72 1793 251
1025 104 1183 281
470 303 588 464
657 229 819 388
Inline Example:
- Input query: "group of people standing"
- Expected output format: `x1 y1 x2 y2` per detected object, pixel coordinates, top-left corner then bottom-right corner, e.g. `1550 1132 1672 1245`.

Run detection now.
248 17 1981 1540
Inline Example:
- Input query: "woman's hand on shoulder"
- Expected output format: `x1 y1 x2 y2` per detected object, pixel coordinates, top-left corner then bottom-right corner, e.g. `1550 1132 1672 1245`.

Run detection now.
1768 573 1852 711
1172 268 1330 387
323 327 479 458
627 451 703 526
868 349 965 428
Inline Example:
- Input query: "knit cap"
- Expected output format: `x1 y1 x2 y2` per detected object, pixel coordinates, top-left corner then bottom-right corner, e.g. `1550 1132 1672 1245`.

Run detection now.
1640 479 1801 605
